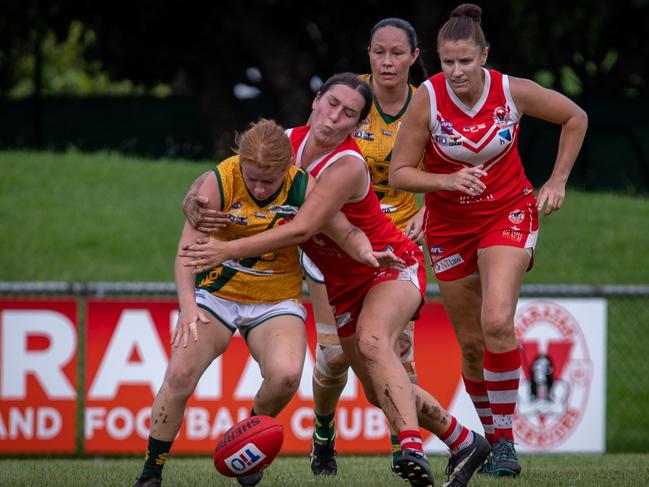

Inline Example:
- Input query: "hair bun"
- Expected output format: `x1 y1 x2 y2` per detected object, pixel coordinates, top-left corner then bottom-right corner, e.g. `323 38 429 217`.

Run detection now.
450 3 482 23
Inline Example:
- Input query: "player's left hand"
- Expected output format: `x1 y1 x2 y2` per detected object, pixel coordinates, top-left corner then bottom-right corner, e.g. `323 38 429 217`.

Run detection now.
536 177 566 216
178 237 230 273
361 249 406 270
405 208 426 245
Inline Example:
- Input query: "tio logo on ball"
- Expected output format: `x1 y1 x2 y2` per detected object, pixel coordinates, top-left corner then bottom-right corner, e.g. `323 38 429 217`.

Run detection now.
224 443 267 474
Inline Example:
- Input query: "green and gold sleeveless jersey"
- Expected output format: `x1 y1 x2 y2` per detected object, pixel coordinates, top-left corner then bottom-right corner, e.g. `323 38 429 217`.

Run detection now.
196 156 308 303
354 74 420 232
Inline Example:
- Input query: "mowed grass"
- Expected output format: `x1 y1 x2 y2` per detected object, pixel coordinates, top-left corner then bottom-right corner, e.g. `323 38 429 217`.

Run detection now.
1 150 649 283
1 454 649 486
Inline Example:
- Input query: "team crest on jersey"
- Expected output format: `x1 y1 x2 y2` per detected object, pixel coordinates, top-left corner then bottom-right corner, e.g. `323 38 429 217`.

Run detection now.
493 106 509 127
514 301 593 449
509 209 525 224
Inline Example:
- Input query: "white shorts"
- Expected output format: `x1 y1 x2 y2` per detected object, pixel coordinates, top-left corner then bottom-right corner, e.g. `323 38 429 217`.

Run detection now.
195 288 307 338
300 250 325 283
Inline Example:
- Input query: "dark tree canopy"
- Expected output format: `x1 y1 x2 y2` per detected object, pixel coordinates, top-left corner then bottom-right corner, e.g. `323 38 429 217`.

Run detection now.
2 0 649 156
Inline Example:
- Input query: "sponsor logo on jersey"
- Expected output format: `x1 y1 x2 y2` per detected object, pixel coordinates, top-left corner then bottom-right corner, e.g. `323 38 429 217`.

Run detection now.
509 209 525 224
433 253 464 274
502 228 524 242
433 134 462 147
380 203 397 214
254 212 267 218
229 214 248 225
381 129 393 137
269 204 299 216
335 312 352 330
353 129 374 141
498 129 512 142
462 123 487 133
441 120 454 135
232 202 243 209
224 443 266 474
514 301 593 449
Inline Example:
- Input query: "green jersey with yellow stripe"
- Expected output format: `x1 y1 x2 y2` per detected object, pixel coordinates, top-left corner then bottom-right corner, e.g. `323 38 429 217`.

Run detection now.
196 156 308 303
354 74 419 232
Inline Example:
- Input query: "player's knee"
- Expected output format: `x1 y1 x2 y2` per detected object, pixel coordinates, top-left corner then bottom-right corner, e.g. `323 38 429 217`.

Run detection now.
314 345 349 388
164 366 199 399
357 332 391 364
268 362 303 397
482 313 515 343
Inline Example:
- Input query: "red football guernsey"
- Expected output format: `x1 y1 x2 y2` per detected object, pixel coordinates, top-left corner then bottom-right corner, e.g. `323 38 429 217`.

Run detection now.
422 69 536 233
286 125 421 305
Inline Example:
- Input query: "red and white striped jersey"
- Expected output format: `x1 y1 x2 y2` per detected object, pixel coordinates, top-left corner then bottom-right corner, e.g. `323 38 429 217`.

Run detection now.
422 69 535 225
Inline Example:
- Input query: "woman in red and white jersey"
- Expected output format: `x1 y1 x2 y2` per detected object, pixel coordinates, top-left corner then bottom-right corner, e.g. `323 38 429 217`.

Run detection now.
390 3 588 478
181 73 490 487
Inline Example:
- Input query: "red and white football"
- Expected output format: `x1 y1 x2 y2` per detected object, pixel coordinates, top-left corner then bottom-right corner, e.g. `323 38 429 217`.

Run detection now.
213 415 284 477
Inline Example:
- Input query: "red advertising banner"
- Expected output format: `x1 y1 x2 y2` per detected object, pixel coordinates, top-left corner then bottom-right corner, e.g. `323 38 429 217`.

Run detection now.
84 299 461 454
0 299 78 453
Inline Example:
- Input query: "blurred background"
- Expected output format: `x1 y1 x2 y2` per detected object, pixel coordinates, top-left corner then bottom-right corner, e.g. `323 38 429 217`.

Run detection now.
1 0 649 191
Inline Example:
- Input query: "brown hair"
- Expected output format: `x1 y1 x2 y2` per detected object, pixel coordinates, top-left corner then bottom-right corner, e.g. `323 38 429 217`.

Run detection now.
236 118 293 171
437 3 488 51
317 73 373 122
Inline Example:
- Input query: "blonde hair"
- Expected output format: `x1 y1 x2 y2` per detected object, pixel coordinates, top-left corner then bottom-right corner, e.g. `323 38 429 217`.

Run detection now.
437 3 488 51
236 119 293 171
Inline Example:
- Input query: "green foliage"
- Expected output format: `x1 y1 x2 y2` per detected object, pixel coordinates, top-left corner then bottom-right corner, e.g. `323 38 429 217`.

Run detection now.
6 20 171 98
1 455 648 486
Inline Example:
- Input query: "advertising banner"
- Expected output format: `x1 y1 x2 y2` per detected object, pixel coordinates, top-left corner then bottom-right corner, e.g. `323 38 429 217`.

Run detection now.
84 299 461 454
0 299 78 453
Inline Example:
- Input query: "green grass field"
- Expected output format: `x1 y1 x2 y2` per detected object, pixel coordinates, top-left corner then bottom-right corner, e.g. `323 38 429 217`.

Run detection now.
1 150 649 283
2 454 649 486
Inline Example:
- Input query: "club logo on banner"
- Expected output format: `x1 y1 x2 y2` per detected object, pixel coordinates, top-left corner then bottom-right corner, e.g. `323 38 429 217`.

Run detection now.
83 299 460 453
514 299 604 451
424 298 606 454
0 299 78 453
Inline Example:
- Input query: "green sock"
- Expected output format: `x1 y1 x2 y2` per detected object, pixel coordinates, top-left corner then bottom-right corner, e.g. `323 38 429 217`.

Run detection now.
390 434 400 465
313 411 336 444
141 436 173 479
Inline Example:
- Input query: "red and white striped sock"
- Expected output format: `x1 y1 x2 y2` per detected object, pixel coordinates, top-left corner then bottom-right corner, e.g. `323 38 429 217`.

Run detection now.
439 416 474 456
462 374 495 444
484 347 521 442
397 429 424 454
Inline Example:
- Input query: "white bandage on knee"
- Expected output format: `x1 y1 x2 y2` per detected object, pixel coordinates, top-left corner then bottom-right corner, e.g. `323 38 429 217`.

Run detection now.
398 323 417 382
313 323 349 388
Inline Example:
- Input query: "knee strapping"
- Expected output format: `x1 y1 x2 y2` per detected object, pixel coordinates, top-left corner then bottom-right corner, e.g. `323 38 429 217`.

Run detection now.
313 335 349 388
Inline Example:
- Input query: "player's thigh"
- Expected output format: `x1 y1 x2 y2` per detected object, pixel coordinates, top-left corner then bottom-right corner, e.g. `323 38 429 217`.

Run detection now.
247 315 307 377
305 276 336 327
477 245 530 325
357 279 421 346
167 313 234 383
437 274 483 344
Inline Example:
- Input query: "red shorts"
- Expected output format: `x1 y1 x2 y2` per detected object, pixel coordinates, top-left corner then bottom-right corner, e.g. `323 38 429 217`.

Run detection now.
331 250 427 338
427 201 539 281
